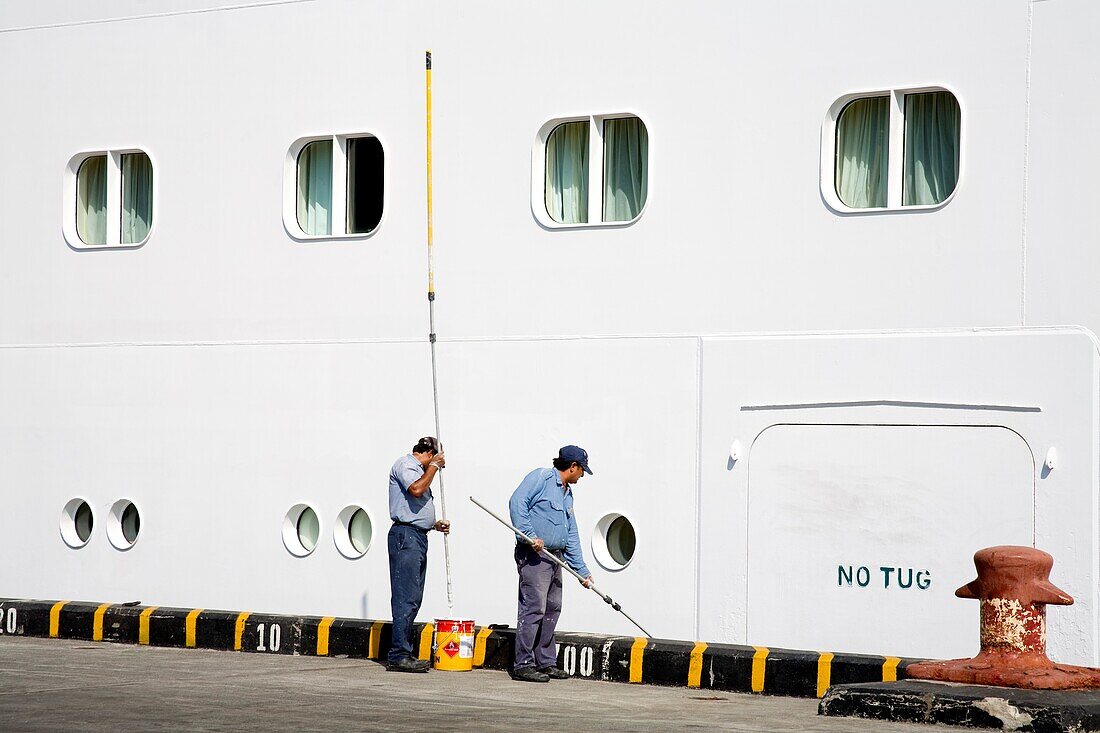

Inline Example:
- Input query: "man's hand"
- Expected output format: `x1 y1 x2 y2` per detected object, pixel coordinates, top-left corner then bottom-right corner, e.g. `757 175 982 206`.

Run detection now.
429 452 446 469
580 574 593 589
530 537 545 553
434 519 451 535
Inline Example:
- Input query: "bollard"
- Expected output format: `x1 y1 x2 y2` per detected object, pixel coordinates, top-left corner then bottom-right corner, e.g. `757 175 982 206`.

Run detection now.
907 545 1100 689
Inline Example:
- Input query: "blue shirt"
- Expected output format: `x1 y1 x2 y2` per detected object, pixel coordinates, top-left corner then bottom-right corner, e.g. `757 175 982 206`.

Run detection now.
509 467 591 577
389 454 436 530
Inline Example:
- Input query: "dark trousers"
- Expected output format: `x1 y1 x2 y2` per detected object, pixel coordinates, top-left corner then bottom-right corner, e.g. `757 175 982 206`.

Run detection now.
388 523 429 663
514 544 563 670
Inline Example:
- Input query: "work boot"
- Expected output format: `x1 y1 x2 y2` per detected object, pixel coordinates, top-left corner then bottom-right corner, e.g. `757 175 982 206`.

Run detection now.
511 666 550 683
387 656 429 673
538 666 570 680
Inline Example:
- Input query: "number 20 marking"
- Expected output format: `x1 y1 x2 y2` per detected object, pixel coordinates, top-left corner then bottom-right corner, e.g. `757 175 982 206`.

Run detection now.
0 608 15 634
256 622 281 652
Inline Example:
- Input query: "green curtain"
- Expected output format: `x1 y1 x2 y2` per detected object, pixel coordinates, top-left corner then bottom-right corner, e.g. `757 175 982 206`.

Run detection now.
603 117 648 222
835 97 889 208
122 152 153 244
297 140 332 235
903 91 961 206
545 121 589 224
76 155 108 245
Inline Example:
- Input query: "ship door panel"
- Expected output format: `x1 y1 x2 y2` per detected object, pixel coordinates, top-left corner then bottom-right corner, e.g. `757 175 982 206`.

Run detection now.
746 424 1034 660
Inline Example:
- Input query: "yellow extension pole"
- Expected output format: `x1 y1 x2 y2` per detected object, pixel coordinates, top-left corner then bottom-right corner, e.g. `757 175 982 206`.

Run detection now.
425 49 454 611
426 51 435 299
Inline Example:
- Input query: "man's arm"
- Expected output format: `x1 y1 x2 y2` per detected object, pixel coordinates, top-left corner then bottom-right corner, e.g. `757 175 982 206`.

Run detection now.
406 452 445 498
563 505 592 581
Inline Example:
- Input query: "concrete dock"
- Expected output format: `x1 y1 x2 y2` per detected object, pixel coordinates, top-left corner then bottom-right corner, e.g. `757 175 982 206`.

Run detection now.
0 636 932 732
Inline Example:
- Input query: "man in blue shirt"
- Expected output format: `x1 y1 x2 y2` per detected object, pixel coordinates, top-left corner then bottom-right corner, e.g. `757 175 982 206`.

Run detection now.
387 436 451 673
508 445 594 682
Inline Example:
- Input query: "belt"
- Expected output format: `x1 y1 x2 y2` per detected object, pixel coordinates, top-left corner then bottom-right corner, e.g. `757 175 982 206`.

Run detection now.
393 520 430 533
518 543 563 556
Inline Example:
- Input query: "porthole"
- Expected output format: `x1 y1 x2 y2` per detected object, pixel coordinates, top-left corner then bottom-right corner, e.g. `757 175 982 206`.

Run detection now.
282 504 321 557
107 499 141 550
334 505 375 559
591 512 637 571
60 498 94 549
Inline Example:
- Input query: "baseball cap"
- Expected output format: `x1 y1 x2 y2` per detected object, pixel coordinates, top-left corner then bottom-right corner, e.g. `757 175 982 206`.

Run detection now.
414 436 442 454
558 445 592 475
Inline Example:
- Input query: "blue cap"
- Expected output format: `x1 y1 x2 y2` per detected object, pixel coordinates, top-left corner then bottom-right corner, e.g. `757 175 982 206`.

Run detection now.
558 445 592 475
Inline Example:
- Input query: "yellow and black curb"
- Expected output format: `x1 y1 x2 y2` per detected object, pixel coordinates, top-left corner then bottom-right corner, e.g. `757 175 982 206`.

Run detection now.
0 598 917 698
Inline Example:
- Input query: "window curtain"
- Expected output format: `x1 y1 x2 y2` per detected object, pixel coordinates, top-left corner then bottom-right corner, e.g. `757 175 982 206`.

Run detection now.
76 155 108 245
903 91 961 206
122 153 153 244
835 97 889 208
603 117 648 222
297 140 332 235
545 121 589 224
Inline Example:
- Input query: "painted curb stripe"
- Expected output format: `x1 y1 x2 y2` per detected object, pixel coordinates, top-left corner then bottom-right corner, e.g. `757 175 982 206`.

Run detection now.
316 617 335 656
11 596 912 698
233 612 251 652
473 627 492 667
751 646 769 693
368 621 384 659
418 623 434 661
688 641 707 688
185 609 203 649
92 603 111 642
629 637 647 684
816 652 835 698
48 601 68 638
138 607 158 645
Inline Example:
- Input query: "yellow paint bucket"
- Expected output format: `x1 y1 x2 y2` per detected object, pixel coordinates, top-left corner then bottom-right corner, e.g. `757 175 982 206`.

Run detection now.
434 618 475 671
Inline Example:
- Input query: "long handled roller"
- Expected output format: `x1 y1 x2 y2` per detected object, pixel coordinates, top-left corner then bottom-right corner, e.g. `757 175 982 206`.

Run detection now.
469 495 652 637
425 49 454 611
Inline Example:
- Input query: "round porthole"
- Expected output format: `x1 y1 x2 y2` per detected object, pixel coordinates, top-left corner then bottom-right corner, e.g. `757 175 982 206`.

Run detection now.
591 513 637 571
334 505 374 559
60 498 94 549
283 504 320 557
107 499 141 550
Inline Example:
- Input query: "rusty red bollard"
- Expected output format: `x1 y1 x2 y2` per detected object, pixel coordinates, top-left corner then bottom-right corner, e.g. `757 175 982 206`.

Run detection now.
907 546 1100 689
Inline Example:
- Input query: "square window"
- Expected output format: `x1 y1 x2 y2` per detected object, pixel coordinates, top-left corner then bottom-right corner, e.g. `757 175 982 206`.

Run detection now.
66 149 154 249
285 134 384 240
824 88 960 213
535 114 649 228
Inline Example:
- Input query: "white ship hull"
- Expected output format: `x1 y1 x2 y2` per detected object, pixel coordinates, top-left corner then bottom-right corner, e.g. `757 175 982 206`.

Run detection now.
1 0 1098 665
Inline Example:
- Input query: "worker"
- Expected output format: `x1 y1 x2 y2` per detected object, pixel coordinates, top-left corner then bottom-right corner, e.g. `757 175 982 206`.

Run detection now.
508 445 594 682
386 436 451 673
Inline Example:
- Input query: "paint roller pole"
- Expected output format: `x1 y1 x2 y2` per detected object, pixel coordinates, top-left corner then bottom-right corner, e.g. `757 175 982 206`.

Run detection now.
469 495 652 637
425 49 454 611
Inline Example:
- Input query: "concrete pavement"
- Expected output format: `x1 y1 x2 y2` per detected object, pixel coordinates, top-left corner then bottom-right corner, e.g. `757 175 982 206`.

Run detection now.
0 636 934 732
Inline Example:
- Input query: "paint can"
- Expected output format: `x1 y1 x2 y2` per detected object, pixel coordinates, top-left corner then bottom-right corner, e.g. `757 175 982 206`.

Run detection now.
433 618 475 671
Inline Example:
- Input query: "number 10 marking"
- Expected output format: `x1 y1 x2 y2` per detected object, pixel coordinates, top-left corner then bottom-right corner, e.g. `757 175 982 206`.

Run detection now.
256 622 282 652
